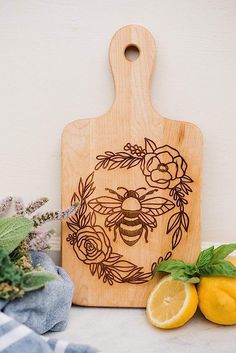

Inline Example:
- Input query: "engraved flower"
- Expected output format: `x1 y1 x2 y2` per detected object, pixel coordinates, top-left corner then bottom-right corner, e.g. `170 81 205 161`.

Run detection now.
74 226 112 265
141 145 187 189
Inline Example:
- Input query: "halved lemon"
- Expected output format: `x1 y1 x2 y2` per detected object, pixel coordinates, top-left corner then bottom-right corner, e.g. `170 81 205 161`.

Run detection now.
146 275 198 329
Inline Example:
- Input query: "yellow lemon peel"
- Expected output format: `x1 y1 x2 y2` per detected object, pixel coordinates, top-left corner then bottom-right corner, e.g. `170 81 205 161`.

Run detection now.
146 275 198 329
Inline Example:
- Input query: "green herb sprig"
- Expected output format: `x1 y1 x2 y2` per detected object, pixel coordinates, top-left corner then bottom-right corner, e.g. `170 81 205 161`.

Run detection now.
153 244 236 283
0 216 59 300
0 197 80 301
0 248 58 300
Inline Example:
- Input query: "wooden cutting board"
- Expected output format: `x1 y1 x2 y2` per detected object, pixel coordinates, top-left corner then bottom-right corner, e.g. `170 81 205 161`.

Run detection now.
61 25 202 307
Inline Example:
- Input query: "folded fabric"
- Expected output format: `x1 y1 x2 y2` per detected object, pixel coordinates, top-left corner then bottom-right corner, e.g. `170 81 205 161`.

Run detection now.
0 312 98 353
0 251 74 334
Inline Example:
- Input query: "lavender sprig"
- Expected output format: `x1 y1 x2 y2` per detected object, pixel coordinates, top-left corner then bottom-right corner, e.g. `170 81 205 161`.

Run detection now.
32 202 80 228
26 229 55 251
25 197 49 215
14 197 25 216
0 197 13 217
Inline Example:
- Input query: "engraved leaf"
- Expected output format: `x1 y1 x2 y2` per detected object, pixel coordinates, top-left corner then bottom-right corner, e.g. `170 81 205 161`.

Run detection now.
68 214 80 224
78 179 83 197
182 212 189 232
120 158 132 168
103 252 122 264
164 251 172 261
108 161 120 170
112 260 136 272
108 278 113 285
79 202 87 216
124 270 152 284
167 212 181 234
103 159 110 169
180 183 189 195
127 158 142 169
109 269 123 283
96 154 106 160
145 138 157 153
124 267 143 279
84 213 91 227
95 160 104 170
67 222 79 233
172 228 183 250
105 151 114 157
83 186 95 199
90 263 97 276
85 172 94 186
182 183 192 194
97 264 105 278
80 215 86 228
169 189 174 197
112 155 126 162
181 175 193 183
71 192 80 205
118 152 132 157
90 211 96 227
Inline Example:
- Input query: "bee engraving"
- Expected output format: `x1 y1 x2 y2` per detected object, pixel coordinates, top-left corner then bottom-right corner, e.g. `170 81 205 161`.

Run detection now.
88 187 175 246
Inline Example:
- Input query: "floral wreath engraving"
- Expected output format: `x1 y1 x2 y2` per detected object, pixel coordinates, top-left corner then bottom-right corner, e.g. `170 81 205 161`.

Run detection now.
95 138 193 250
66 173 155 285
66 138 193 285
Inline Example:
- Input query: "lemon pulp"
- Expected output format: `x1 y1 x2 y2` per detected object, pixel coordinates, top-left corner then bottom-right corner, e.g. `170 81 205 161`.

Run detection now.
146 275 198 329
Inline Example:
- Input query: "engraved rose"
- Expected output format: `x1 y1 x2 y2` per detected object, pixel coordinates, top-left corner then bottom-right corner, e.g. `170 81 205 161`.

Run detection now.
73 225 112 265
141 145 187 189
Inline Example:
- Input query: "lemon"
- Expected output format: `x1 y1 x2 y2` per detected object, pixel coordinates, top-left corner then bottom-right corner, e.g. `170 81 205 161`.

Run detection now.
198 258 236 325
146 275 198 329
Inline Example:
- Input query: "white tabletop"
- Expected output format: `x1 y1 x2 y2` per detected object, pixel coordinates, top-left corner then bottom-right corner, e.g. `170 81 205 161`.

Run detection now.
45 306 235 353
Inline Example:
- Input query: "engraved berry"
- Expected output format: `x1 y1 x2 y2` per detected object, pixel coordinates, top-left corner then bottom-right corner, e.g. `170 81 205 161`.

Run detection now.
124 143 131 151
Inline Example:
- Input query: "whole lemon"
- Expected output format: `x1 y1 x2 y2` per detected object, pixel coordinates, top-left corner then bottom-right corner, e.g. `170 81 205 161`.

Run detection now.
198 258 236 325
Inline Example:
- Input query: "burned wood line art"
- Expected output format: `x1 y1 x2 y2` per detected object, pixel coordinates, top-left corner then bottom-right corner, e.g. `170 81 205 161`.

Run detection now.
88 187 174 246
95 138 193 249
66 138 193 285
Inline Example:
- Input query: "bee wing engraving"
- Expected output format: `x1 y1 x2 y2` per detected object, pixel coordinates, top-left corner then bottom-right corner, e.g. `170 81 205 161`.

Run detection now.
141 197 175 216
105 211 124 228
139 212 157 228
88 196 122 215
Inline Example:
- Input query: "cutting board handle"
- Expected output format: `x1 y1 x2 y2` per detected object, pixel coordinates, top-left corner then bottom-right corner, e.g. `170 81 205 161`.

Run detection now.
109 25 156 110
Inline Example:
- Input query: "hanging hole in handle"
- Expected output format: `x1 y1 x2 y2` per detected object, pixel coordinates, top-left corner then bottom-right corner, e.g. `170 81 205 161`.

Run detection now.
124 44 140 62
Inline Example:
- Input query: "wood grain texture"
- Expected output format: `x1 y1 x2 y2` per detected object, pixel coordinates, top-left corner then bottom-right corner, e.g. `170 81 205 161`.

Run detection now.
61 25 203 307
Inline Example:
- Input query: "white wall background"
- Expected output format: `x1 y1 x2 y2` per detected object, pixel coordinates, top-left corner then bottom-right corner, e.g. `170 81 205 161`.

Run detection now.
0 0 235 249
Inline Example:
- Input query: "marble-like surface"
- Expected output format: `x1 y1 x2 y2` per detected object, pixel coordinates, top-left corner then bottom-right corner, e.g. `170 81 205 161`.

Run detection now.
45 306 235 353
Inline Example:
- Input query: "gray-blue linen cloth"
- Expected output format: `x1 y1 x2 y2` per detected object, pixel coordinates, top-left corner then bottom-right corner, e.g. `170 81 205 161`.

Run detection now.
0 251 98 352
0 251 73 334
0 312 97 353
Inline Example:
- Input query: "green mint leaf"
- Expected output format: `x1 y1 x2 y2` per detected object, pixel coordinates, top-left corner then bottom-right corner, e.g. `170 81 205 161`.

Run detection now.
211 244 236 263
185 277 200 284
196 246 214 268
22 271 59 292
168 270 199 283
184 264 199 276
199 260 236 278
153 243 236 283
0 248 24 285
0 217 33 254
153 259 187 276
153 259 198 283
170 269 191 282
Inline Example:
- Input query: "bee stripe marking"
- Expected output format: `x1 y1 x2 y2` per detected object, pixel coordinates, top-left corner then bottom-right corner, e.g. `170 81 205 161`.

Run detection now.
122 237 141 246
122 218 140 226
120 225 143 236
